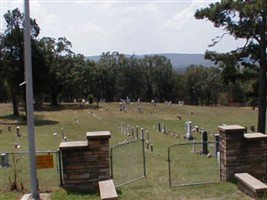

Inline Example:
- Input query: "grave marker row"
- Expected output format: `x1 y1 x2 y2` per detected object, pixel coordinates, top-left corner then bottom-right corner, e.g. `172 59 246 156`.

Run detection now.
120 122 153 152
191 131 220 157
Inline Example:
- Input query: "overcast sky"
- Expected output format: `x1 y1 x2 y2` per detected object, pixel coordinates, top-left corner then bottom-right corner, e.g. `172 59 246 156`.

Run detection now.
1 0 245 56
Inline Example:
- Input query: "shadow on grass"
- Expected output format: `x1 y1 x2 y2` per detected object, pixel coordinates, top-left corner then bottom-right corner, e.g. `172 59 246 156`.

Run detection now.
35 119 59 126
0 103 102 127
0 114 26 125
36 103 102 112
0 114 59 126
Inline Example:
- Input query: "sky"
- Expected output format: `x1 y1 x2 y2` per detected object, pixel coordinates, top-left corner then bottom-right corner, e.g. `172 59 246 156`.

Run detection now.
0 0 246 56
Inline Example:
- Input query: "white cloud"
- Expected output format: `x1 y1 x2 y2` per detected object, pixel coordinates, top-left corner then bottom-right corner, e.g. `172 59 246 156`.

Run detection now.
80 21 105 34
30 1 61 37
165 1 208 30
120 3 160 19
0 0 245 55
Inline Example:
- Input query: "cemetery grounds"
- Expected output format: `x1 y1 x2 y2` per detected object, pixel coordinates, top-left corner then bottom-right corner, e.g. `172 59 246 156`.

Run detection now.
0 102 260 200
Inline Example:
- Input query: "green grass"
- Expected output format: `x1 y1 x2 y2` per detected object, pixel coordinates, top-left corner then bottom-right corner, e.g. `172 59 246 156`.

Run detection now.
0 102 260 199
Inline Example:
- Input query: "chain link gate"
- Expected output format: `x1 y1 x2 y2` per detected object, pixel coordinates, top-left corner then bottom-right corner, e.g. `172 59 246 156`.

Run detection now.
0 150 60 191
110 138 146 188
168 141 221 188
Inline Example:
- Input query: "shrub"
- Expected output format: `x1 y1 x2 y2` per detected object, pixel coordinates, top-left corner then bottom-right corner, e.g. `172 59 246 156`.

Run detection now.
88 94 94 104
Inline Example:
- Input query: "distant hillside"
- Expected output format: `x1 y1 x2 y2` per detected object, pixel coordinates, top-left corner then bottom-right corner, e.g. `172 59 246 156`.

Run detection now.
87 53 215 71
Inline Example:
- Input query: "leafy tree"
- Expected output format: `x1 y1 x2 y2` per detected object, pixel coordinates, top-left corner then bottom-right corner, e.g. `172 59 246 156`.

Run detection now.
201 67 223 105
0 34 8 102
183 65 223 105
93 57 110 106
195 0 267 133
115 55 146 101
39 37 74 105
31 39 50 109
142 55 174 102
79 59 98 104
1 8 40 115
172 71 187 103
61 54 91 102
97 52 124 102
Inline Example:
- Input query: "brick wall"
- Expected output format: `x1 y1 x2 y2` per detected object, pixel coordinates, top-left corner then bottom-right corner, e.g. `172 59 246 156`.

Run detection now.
59 131 111 193
219 125 267 181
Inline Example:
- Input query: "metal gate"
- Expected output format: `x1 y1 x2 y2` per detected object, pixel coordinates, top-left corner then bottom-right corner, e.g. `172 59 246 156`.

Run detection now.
110 139 146 188
168 141 220 188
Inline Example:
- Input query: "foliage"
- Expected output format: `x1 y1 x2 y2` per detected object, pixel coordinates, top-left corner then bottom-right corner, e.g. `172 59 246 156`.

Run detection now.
195 0 267 132
87 94 94 104
183 65 223 105
1 8 41 115
141 55 175 102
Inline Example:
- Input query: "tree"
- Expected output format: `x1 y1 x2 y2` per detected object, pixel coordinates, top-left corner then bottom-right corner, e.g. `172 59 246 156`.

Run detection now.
115 55 146 101
97 52 124 102
0 34 8 102
26 38 51 109
184 65 223 105
195 0 267 133
142 55 174 102
172 70 187 103
60 54 92 102
1 8 40 115
39 37 74 105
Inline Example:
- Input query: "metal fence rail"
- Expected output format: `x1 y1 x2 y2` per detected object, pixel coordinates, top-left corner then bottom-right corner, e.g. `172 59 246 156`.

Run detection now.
110 139 146 188
0 150 60 192
168 141 220 188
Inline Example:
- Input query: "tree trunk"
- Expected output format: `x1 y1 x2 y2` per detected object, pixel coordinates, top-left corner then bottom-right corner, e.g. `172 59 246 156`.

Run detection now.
11 85 19 116
257 59 266 133
51 88 59 106
257 11 267 134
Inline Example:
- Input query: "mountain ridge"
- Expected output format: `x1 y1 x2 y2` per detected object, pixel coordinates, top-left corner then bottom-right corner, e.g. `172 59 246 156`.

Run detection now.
86 53 214 70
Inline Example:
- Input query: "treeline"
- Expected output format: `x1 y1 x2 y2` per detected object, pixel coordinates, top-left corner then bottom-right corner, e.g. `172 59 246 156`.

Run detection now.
0 8 258 116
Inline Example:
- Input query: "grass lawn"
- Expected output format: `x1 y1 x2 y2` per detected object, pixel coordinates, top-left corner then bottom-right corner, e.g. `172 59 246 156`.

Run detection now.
0 102 259 199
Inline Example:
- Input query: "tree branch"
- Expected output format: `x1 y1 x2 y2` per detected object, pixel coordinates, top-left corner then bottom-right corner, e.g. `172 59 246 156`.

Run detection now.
208 32 230 47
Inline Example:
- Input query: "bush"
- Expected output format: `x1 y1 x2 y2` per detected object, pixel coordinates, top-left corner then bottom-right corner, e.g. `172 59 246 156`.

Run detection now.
88 94 94 104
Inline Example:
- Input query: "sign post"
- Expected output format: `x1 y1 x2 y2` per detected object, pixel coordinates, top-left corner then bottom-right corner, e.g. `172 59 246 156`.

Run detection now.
24 0 39 198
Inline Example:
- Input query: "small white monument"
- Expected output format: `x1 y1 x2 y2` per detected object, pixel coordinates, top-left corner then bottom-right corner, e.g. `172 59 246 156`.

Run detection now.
184 121 194 140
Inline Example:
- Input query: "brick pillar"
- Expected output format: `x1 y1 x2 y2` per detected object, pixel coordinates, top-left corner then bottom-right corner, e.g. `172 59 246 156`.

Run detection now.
219 125 267 182
218 125 245 181
59 131 111 193
243 133 267 180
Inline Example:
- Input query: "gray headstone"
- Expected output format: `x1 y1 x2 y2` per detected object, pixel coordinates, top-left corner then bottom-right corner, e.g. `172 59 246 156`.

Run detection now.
0 153 9 167
201 130 209 155
157 122 161 132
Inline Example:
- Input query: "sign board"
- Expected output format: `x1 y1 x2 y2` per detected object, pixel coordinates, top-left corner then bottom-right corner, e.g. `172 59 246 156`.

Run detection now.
36 154 54 169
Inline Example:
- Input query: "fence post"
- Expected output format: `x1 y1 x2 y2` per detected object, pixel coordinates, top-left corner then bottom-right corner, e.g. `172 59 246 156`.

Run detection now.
168 145 172 188
214 134 220 157
141 128 147 178
57 149 63 186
